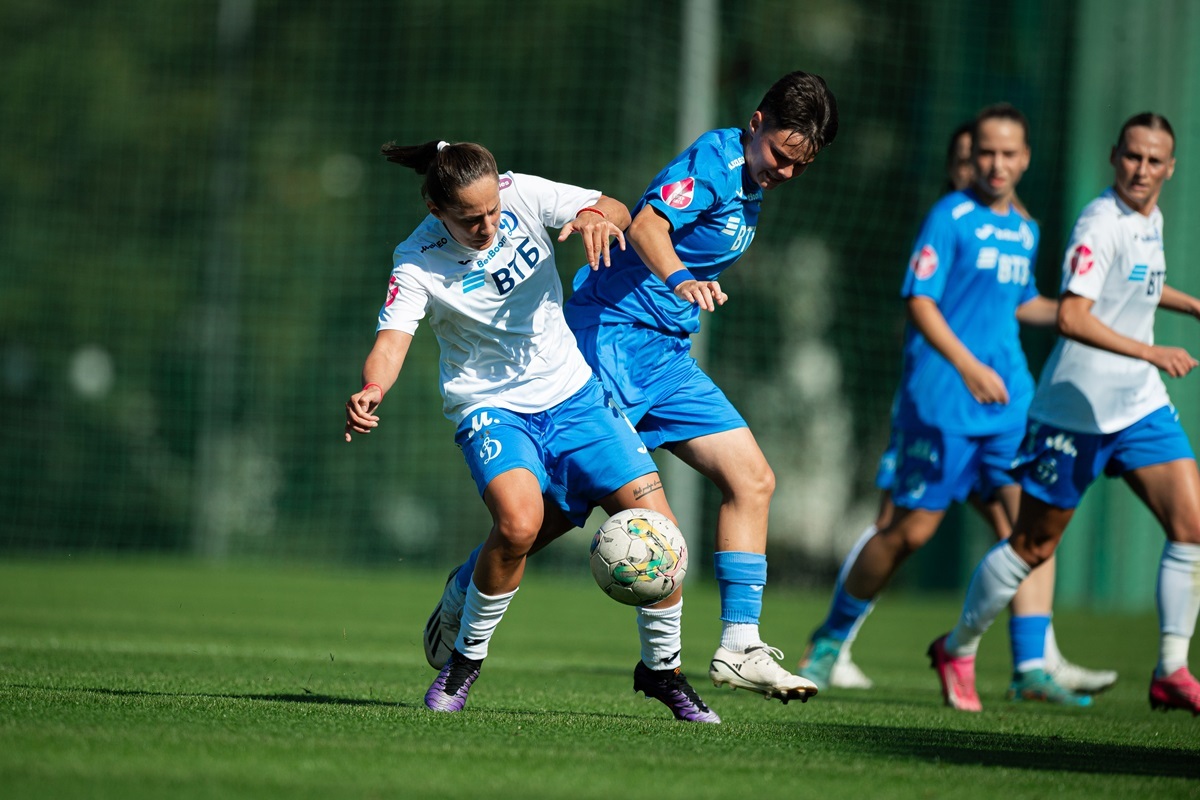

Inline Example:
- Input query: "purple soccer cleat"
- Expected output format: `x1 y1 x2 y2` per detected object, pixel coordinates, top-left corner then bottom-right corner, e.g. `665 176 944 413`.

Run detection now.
633 661 721 723
424 650 482 712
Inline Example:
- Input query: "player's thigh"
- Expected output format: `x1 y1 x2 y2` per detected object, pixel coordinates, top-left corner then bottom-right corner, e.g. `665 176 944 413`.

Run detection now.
1010 492 1075 564
545 377 662 528
1124 458 1200 544
482 468 548 545
671 426 772 496
598 471 675 522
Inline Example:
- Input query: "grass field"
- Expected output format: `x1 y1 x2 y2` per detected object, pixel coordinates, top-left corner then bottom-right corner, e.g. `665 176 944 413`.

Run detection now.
1 558 1197 799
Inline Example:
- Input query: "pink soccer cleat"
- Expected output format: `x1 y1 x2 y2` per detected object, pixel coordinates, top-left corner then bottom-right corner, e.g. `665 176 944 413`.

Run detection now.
1149 667 1200 716
928 634 982 712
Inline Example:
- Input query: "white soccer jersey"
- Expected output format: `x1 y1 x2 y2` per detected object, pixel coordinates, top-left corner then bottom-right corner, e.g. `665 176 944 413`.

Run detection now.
1029 188 1170 433
377 172 600 423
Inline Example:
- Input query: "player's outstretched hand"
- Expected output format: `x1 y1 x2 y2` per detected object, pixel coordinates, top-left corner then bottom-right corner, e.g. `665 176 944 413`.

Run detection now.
1148 345 1199 378
344 386 383 442
559 214 626 270
673 279 728 312
961 360 1009 405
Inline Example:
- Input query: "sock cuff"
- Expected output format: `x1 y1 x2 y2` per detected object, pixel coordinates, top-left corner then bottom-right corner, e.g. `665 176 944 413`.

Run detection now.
466 579 518 602
995 541 1033 578
1163 541 1200 564
637 600 682 620
713 551 767 583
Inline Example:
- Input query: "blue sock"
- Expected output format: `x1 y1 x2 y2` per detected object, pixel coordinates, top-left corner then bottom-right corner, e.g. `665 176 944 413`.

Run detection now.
713 551 766 624
1009 614 1051 674
822 585 873 641
454 545 482 593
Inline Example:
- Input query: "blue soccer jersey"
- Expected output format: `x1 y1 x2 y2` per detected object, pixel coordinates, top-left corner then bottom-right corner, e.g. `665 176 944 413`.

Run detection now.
565 128 761 336
896 190 1040 436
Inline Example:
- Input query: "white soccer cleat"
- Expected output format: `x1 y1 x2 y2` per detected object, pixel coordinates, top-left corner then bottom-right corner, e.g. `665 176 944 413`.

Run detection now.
829 648 875 690
709 644 819 704
1047 657 1118 695
423 565 467 669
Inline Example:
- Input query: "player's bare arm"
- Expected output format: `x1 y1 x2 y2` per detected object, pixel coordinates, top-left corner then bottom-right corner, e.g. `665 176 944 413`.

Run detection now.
557 194 629 269
1058 292 1198 378
1014 295 1058 327
345 329 414 441
627 205 727 312
908 295 1009 404
1159 285 1200 321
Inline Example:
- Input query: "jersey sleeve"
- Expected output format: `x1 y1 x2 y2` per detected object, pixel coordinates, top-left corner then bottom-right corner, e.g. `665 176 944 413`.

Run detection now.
505 172 601 231
375 262 428 335
641 143 723 231
900 205 958 302
1060 211 1117 301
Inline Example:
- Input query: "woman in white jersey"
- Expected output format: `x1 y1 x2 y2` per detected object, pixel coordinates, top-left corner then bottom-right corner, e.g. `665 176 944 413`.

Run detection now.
930 113 1200 715
343 140 720 722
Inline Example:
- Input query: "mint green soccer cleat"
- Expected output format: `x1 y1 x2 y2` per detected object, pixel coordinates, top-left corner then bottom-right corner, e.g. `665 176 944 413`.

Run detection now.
1007 668 1093 707
796 633 844 690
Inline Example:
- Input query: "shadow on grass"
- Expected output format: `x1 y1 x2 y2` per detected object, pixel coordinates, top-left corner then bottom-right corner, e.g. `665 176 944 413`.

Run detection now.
809 721 1200 779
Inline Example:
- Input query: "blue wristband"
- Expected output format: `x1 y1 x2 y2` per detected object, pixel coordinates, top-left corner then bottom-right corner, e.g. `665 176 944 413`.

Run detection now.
664 269 696 291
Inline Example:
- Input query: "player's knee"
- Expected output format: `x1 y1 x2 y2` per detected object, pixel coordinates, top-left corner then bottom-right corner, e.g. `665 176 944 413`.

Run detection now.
727 459 774 504
492 510 542 554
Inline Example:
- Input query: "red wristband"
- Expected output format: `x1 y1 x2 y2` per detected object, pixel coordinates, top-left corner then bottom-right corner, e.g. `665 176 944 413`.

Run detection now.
576 206 605 219
362 382 383 397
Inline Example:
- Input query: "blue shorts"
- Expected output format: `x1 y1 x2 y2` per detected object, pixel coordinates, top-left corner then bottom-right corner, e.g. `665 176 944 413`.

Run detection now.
455 376 657 527
573 323 746 451
890 418 1023 511
1015 405 1195 509
875 428 900 491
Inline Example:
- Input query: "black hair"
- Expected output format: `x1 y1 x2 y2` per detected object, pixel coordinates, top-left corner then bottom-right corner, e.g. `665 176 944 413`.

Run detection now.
943 120 973 193
756 71 839 155
971 103 1029 148
1116 112 1175 154
380 140 498 209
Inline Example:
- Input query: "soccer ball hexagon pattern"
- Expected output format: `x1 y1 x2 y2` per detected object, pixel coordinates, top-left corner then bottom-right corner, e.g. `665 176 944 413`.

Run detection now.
589 508 688 606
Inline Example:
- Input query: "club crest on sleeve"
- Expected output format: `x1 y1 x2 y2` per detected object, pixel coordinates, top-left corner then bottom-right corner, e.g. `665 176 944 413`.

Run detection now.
385 274 401 307
910 245 938 280
660 177 695 210
1070 243 1094 276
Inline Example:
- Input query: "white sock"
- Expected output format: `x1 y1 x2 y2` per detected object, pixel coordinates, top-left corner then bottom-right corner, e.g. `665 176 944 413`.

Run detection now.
720 622 760 652
1043 619 1062 669
839 523 879 650
946 542 1031 657
1157 542 1200 676
455 579 518 661
638 600 683 671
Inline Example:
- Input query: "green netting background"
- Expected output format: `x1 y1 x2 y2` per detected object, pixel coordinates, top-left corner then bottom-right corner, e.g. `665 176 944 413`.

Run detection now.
3 0 1197 604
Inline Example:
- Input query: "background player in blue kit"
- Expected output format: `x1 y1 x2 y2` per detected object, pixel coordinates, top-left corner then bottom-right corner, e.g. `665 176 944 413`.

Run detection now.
346 139 719 721
797 104 1098 706
931 113 1200 715
427 71 839 705
830 122 1115 695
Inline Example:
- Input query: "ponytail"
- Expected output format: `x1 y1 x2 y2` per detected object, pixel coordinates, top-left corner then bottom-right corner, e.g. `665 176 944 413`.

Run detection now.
380 139 499 209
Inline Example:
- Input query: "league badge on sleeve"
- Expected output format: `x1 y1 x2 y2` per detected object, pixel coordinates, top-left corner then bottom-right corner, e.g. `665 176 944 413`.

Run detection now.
660 177 695 210
910 245 939 280
1069 243 1094 276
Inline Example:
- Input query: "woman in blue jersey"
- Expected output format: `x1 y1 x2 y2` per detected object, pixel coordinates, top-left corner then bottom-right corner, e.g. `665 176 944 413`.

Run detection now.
426 71 839 705
345 139 719 722
931 113 1200 714
828 122 1115 695
797 104 1100 707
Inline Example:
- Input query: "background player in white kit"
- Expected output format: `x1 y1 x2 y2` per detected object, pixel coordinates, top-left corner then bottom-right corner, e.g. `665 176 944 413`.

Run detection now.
930 112 1200 715
344 139 719 721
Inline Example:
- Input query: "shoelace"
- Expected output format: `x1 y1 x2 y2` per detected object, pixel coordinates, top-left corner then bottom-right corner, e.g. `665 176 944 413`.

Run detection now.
662 670 711 710
439 656 480 694
748 644 786 663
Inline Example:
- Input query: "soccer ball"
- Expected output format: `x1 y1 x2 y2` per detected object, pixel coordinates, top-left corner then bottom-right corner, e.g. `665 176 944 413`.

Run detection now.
589 508 688 606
